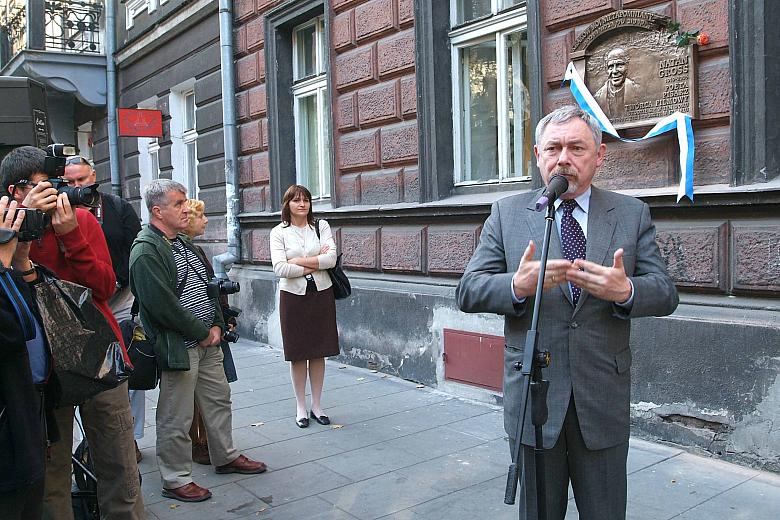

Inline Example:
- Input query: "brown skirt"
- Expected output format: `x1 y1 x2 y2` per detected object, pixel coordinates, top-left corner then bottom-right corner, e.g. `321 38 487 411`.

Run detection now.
279 280 340 362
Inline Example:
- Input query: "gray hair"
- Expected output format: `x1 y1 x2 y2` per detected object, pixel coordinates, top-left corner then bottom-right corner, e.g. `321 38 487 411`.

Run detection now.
143 179 187 212
535 105 603 148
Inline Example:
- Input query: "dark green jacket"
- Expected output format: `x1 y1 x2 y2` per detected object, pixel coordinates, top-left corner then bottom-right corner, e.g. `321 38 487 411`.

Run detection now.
129 224 224 370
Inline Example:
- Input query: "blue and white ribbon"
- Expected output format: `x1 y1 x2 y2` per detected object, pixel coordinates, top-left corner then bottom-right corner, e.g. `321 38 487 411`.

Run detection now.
563 62 695 202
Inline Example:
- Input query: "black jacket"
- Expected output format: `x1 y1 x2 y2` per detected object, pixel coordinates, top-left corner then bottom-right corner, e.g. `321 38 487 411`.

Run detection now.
99 191 142 288
0 270 46 492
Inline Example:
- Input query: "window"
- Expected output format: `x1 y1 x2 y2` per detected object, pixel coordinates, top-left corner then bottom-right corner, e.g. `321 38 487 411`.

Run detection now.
169 84 198 198
292 17 330 200
265 0 330 210
454 0 523 26
182 91 198 198
126 0 169 29
451 3 531 184
136 97 160 222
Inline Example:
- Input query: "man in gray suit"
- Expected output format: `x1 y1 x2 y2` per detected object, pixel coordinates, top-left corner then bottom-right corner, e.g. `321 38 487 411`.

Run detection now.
456 105 678 520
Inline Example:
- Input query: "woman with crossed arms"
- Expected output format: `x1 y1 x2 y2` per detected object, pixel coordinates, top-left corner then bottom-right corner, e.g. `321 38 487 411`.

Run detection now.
270 185 339 428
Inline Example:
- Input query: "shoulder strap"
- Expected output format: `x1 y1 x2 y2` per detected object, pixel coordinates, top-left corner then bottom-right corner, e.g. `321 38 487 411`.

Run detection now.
0 271 36 341
315 219 321 239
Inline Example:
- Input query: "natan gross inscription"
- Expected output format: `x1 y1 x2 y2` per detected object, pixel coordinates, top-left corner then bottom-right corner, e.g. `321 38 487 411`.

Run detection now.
572 10 698 129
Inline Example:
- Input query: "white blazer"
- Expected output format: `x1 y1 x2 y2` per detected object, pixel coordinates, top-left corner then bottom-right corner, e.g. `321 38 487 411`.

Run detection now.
270 219 338 295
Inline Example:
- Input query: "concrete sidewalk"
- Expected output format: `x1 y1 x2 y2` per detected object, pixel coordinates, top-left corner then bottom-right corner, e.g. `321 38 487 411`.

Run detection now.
137 340 780 519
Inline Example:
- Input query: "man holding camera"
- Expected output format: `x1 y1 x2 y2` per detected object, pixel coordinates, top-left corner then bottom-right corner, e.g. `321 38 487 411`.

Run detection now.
130 179 266 503
1 146 143 519
63 156 146 462
63 156 141 321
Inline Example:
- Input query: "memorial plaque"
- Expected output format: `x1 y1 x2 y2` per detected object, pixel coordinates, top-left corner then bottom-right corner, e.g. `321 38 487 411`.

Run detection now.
571 10 698 129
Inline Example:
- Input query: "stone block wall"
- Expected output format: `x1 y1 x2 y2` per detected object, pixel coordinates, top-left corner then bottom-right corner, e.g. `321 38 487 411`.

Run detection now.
541 0 730 189
229 0 780 471
234 0 273 216
332 0 418 206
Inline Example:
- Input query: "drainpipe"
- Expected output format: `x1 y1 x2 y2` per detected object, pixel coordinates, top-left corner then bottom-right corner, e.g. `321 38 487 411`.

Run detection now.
213 0 240 278
105 0 121 196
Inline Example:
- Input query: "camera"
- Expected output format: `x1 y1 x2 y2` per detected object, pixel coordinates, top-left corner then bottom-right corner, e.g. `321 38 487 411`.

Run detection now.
47 177 100 208
1 208 50 241
42 144 100 208
42 143 76 178
206 278 240 299
222 306 242 343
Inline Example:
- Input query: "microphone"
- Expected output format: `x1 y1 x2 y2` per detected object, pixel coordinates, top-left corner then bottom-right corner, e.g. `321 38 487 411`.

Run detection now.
534 174 569 211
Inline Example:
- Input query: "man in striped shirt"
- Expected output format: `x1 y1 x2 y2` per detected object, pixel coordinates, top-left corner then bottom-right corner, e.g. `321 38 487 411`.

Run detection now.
130 179 267 503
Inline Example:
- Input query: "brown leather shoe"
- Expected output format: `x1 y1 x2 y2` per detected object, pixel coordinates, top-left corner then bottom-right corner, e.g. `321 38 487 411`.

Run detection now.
192 442 211 465
161 482 212 502
215 454 267 474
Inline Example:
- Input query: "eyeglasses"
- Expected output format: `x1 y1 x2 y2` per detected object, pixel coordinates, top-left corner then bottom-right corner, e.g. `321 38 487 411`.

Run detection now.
12 179 39 189
65 156 92 167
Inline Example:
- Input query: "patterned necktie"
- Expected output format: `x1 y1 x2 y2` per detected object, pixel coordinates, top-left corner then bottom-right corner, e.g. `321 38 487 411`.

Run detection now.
560 199 586 305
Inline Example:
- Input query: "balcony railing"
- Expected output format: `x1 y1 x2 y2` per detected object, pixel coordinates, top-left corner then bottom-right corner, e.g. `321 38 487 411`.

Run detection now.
1 0 103 67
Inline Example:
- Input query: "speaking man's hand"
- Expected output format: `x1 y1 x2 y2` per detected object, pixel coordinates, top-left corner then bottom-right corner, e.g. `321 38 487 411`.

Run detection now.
512 240 572 299
566 248 632 303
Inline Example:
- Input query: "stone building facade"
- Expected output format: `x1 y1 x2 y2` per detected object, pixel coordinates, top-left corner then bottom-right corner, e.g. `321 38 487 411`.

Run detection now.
229 0 780 472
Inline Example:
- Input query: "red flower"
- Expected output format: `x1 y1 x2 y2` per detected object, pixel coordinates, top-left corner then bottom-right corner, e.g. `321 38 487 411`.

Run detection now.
697 33 711 45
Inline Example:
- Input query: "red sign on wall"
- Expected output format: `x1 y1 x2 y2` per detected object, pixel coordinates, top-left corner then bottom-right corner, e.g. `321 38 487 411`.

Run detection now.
117 108 163 138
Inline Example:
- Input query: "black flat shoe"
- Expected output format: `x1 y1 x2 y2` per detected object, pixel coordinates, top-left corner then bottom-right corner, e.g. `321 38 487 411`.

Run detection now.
296 417 309 428
310 410 331 425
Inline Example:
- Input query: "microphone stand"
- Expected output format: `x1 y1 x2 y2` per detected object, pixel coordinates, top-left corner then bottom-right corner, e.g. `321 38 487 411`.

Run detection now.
504 202 556 520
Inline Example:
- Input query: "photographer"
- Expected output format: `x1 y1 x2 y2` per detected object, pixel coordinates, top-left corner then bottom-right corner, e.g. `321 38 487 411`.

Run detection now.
130 180 265 503
0 197 46 519
1 146 143 520
63 156 146 462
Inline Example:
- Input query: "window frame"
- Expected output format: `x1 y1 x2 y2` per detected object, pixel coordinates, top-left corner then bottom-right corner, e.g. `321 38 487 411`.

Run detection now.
169 83 199 199
450 8 531 186
291 15 330 200
265 0 331 211
415 0 543 202
126 0 169 29
182 90 198 198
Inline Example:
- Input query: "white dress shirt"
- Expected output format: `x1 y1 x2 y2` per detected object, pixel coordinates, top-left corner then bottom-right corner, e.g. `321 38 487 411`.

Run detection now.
270 219 338 295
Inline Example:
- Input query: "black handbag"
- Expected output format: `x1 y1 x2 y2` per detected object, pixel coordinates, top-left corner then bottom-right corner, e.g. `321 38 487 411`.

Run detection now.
32 267 130 405
120 318 158 391
315 220 351 300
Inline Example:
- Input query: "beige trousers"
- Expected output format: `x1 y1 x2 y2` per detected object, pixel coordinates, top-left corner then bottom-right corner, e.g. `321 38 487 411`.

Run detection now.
156 345 238 489
43 381 144 520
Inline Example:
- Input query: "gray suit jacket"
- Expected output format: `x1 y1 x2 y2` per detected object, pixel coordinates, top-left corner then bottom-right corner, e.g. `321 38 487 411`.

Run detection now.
456 187 678 450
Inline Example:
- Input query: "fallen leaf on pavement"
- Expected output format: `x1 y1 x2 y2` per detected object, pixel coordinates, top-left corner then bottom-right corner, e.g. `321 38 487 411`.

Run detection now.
331 424 344 429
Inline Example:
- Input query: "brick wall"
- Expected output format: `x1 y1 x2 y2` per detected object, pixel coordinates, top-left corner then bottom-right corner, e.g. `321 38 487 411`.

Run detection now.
538 0 780 298
541 0 731 190
234 0 779 296
332 0 418 206
234 0 273 218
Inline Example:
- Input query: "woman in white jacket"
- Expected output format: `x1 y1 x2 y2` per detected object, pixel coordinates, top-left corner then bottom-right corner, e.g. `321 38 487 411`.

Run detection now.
270 185 339 428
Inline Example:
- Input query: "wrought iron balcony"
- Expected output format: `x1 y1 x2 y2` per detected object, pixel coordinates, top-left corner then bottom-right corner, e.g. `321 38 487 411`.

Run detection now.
0 1 106 106
1 0 104 66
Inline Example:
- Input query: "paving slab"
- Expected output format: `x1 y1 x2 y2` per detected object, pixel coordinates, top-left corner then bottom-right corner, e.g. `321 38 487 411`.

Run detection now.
237 461 354 507
133 340 780 520
236 496 358 520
